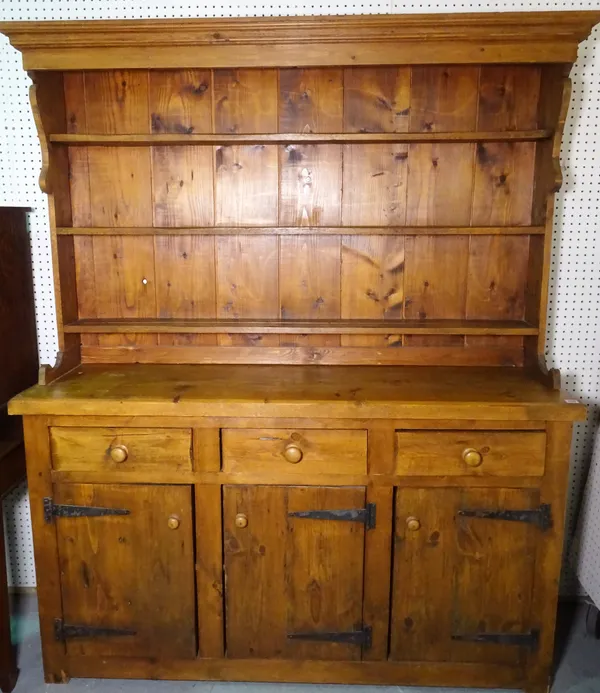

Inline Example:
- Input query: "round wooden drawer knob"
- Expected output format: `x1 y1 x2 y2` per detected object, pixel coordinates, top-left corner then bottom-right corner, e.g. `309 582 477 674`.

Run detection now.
109 444 128 463
167 515 181 530
235 513 248 529
283 443 303 464
406 516 421 532
462 448 483 467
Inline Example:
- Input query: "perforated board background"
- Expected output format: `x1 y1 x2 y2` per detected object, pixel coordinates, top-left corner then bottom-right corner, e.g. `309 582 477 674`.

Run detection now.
0 0 599 593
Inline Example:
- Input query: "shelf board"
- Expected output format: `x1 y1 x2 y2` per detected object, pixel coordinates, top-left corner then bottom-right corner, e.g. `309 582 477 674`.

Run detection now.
49 130 552 146
64 318 539 336
56 225 546 236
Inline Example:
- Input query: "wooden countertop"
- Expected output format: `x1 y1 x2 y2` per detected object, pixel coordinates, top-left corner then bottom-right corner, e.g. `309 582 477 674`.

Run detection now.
8 365 586 421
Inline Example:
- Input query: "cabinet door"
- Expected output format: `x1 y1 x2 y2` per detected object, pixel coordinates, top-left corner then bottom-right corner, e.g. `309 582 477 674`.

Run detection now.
54 484 196 659
224 485 367 660
391 487 538 665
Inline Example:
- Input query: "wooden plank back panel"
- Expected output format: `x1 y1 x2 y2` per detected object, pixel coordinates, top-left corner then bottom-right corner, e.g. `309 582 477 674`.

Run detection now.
62 64 547 365
149 70 212 134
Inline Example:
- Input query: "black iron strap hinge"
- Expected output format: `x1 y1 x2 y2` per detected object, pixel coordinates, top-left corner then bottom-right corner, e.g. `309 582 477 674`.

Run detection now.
44 497 131 524
288 625 372 649
54 618 136 642
452 629 539 650
288 503 376 530
457 503 552 532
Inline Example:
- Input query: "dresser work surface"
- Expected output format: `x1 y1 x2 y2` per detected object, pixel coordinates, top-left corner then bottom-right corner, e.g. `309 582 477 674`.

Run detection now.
8 365 584 420
1 9 598 693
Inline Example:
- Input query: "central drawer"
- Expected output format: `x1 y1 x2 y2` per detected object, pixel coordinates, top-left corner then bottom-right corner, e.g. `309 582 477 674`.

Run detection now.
50 427 193 472
395 430 546 477
221 429 367 474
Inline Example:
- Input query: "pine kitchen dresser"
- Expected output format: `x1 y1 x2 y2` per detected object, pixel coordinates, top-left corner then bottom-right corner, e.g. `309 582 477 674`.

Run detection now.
1 11 598 692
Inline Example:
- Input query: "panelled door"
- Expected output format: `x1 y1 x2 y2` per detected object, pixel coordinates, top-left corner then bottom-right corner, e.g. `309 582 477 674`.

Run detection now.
391 487 541 665
223 485 370 660
52 484 197 659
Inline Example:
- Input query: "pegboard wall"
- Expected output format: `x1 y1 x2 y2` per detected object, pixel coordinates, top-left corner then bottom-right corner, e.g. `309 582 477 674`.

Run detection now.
1 0 599 591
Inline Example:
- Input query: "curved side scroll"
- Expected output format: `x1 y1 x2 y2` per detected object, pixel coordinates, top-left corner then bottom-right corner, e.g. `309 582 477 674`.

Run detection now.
29 80 52 195
530 71 572 388
38 346 81 386
29 73 81 382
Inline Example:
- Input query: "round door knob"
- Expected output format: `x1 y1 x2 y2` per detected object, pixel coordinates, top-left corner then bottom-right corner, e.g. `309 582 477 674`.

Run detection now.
235 513 248 529
462 448 483 467
406 516 421 532
109 444 128 463
167 515 181 530
283 443 303 464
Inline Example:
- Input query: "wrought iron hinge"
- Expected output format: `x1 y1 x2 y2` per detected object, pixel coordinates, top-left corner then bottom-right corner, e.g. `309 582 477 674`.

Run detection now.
54 618 136 642
288 625 372 649
452 629 539 650
288 503 376 530
457 504 552 532
44 497 131 524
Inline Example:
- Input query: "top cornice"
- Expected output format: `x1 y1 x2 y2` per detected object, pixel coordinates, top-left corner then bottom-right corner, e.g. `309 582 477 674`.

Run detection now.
1 11 599 69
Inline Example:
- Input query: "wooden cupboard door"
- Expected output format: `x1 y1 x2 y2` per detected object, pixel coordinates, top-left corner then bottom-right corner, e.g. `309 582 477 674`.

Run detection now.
391 487 538 666
54 484 196 659
224 485 366 661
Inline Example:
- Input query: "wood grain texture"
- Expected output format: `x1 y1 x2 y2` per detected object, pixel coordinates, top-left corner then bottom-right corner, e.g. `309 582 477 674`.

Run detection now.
279 236 341 321
155 235 216 346
478 66 541 131
224 485 366 661
149 70 212 134
406 143 474 225
55 483 196 659
409 66 479 132
50 426 192 472
471 143 535 226
394 430 545 476
342 144 408 226
344 67 410 133
279 68 343 133
152 146 214 227
340 236 405 347
221 428 367 475
216 236 279 320
87 147 152 227
279 145 342 226
195 483 225 658
215 145 278 226
391 486 538 665
466 236 530 320
214 69 277 134
91 235 156 346
404 236 469 320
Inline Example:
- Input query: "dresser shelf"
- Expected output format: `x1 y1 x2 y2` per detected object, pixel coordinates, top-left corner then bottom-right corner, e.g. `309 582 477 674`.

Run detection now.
64 318 539 336
56 226 546 236
49 130 552 146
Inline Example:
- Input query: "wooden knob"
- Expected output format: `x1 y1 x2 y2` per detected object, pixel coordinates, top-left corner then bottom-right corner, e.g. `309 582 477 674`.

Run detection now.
167 515 180 530
406 516 421 532
283 443 303 464
235 513 248 529
462 448 483 467
109 444 128 463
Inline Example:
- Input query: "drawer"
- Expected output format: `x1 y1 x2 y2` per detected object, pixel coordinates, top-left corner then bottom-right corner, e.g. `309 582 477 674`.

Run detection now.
50 427 192 472
222 429 367 475
395 431 545 477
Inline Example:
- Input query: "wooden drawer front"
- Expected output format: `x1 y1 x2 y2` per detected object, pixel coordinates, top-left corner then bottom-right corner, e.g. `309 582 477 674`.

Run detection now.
50 427 192 472
222 429 367 475
395 431 546 477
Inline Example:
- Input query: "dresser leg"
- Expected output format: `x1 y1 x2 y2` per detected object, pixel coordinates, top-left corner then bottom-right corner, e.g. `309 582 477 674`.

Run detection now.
524 679 551 693
44 671 71 684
